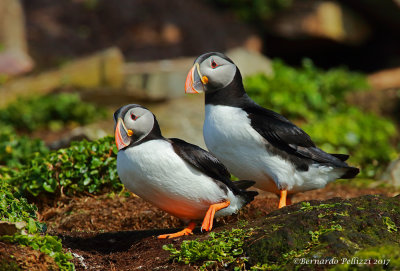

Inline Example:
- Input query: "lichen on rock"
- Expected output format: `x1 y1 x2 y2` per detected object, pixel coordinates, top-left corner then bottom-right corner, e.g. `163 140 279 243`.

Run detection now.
244 194 400 270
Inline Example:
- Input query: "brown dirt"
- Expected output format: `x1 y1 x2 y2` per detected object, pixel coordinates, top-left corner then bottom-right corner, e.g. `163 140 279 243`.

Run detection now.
0 241 58 271
34 182 398 270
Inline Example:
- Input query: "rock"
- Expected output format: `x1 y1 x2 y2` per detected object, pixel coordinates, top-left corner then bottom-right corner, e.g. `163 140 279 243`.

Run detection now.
47 126 108 150
0 47 124 107
0 0 34 76
0 221 26 236
345 88 399 117
368 66 400 90
267 0 371 45
123 47 272 101
244 194 400 270
123 57 193 100
336 0 400 31
380 158 400 188
23 0 257 66
225 47 273 78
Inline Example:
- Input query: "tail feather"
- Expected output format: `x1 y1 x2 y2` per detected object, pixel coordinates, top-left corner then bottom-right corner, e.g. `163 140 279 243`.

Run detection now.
233 180 256 190
233 180 258 204
340 166 360 179
330 153 350 162
243 190 258 203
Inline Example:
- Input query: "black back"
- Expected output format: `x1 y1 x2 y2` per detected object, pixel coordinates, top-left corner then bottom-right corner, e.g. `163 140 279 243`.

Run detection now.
169 138 243 195
205 65 358 175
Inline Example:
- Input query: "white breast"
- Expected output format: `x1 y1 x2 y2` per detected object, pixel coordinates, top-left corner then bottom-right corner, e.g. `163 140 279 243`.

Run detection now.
117 139 244 220
203 105 341 194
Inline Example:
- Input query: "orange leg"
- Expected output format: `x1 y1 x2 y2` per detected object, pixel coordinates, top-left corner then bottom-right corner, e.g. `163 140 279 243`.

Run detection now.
278 190 288 208
158 222 196 239
201 200 230 232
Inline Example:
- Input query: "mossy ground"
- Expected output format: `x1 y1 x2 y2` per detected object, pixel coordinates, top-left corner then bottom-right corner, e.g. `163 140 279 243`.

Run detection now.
244 194 400 270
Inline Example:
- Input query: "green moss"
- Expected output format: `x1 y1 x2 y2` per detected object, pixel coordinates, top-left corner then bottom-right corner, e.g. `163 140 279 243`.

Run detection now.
271 224 283 232
300 202 352 212
383 217 398 233
163 227 254 269
331 245 400 271
309 224 343 244
339 237 360 250
244 195 400 270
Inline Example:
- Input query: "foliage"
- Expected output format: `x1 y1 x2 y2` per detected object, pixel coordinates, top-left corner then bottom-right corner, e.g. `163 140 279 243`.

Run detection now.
244 59 397 177
245 59 369 120
0 234 74 271
0 166 20 182
0 92 106 132
206 0 292 22
302 107 397 177
0 125 49 168
0 181 73 270
9 136 121 197
163 228 253 269
0 181 43 231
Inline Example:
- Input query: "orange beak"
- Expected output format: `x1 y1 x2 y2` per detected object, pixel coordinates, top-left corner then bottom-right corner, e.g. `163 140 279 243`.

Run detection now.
115 118 132 151
185 63 206 94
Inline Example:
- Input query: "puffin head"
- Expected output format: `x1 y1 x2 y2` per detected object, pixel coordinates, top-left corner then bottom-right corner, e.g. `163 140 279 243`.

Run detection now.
185 52 238 94
113 104 159 151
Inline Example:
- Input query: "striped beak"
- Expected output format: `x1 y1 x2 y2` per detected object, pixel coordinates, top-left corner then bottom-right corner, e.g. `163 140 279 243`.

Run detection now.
185 63 206 94
115 118 132 151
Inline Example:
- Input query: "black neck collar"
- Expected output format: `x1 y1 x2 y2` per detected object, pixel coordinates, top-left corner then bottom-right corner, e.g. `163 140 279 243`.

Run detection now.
205 69 251 107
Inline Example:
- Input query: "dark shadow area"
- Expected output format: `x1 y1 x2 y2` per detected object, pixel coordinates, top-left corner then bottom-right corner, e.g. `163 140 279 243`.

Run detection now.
60 226 211 254
60 228 181 253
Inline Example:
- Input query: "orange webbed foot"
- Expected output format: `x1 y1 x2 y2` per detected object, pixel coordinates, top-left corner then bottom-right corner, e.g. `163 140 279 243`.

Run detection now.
158 222 196 239
201 200 230 232
278 190 288 208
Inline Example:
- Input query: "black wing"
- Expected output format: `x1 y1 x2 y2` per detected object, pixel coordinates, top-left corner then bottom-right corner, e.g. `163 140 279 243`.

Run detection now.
243 105 347 167
168 138 241 193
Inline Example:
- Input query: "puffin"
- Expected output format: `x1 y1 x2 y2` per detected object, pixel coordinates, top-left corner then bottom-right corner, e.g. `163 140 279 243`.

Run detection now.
184 52 360 208
114 104 257 238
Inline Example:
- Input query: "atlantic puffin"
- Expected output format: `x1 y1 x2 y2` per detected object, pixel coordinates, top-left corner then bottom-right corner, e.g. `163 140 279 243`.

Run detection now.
184 52 359 208
114 104 257 238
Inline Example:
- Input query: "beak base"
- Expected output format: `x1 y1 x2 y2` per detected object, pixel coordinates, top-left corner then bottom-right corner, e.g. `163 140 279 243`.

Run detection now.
185 64 204 94
115 118 132 151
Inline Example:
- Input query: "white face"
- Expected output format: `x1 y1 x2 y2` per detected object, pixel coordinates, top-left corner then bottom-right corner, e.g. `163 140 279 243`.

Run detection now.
198 55 237 91
122 107 155 142
114 105 157 150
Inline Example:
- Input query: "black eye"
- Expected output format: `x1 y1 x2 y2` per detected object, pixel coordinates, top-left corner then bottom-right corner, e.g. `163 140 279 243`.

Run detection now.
211 59 218 69
131 113 137 120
